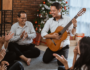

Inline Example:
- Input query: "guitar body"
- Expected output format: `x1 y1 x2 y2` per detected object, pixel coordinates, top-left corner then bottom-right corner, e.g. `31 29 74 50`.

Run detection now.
46 26 68 52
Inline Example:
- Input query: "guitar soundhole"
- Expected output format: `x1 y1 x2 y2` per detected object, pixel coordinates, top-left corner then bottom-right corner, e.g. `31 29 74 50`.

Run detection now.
58 32 62 35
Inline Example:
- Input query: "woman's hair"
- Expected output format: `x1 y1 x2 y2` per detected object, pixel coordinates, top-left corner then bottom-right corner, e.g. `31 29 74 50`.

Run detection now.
74 37 90 70
51 2 63 18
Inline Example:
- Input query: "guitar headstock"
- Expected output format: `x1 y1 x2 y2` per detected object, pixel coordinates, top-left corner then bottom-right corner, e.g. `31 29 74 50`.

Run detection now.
77 8 86 16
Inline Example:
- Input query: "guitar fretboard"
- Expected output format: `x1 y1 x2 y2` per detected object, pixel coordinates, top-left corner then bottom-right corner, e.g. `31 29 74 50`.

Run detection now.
58 15 78 35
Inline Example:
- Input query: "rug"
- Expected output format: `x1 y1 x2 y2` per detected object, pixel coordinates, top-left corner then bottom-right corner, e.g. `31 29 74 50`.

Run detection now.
21 51 73 70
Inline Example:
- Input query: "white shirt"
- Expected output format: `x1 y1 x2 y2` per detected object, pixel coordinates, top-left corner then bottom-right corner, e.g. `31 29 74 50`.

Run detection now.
10 21 36 45
41 16 73 48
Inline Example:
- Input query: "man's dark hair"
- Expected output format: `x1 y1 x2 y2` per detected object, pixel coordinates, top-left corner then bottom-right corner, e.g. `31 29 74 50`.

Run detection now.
51 2 63 18
51 2 62 10
17 11 26 17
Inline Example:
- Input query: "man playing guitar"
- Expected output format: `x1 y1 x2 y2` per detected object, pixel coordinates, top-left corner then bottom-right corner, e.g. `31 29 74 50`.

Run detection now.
41 2 77 66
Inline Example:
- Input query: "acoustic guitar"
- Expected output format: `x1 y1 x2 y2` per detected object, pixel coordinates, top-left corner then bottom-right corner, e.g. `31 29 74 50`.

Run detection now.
46 8 86 52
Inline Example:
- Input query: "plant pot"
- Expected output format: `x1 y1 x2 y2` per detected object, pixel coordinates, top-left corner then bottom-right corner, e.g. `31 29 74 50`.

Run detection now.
33 33 41 46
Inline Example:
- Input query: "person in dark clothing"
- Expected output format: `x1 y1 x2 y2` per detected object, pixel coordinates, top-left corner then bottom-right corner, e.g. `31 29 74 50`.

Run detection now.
0 34 24 70
0 32 16 65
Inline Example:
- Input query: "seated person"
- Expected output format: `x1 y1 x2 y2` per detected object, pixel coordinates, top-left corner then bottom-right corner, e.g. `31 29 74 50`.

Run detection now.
8 11 40 66
0 32 16 65
53 37 90 70
0 34 24 70
41 2 77 66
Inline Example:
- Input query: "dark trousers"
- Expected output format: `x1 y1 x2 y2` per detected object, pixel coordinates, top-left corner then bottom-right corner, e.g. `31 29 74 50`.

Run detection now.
8 42 40 59
43 45 69 66
58 66 65 70
3 51 16 65
8 61 24 70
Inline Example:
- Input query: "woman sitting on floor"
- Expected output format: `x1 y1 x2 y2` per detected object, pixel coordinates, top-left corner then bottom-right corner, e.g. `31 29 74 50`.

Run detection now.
53 37 90 70
0 32 24 70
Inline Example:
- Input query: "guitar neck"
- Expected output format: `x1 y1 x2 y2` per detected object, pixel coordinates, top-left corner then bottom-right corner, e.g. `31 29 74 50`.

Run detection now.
59 15 78 35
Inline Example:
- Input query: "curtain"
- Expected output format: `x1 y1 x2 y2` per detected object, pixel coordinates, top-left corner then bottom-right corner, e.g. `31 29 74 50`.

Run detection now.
67 0 90 36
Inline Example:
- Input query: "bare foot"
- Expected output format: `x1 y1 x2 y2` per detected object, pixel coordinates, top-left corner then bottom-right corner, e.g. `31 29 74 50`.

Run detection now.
26 58 31 66
20 55 31 66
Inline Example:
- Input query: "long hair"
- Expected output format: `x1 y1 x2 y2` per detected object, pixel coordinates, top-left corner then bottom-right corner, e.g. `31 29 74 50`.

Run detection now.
51 2 63 19
74 37 90 70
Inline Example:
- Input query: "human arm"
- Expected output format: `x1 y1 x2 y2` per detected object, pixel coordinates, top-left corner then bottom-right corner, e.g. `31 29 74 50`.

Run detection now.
4 32 14 49
70 46 78 70
53 54 69 70
71 18 77 35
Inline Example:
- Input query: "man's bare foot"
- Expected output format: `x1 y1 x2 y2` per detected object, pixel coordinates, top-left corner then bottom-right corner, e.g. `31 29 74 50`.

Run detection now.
26 58 31 66
20 55 31 66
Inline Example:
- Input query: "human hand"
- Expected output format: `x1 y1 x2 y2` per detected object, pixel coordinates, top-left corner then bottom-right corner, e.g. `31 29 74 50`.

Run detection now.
72 18 77 27
5 32 14 42
1 61 9 66
53 33 61 40
53 53 69 69
0 49 6 61
0 65 7 70
20 31 25 39
53 53 68 65
23 32 28 40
